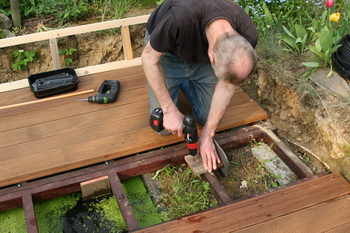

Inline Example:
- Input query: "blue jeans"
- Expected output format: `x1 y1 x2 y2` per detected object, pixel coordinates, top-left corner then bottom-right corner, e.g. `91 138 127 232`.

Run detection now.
145 32 218 125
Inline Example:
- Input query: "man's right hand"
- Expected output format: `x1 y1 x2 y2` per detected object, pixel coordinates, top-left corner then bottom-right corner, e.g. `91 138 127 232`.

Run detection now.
163 107 184 137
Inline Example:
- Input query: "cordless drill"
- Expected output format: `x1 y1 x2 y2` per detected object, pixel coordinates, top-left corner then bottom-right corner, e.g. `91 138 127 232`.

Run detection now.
77 80 120 103
150 108 198 156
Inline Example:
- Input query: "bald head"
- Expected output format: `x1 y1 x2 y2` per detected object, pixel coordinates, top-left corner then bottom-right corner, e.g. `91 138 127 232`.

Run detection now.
212 34 257 85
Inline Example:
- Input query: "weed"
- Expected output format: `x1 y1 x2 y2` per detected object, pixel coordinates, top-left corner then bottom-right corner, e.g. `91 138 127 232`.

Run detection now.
255 160 281 188
153 165 217 221
59 48 77 66
12 49 37 71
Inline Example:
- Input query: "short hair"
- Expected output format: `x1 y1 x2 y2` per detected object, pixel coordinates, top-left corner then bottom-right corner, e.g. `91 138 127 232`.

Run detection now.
212 34 257 85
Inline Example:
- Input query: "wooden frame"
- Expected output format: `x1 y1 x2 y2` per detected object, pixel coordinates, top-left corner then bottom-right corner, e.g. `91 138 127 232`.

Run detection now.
0 124 314 233
0 15 150 93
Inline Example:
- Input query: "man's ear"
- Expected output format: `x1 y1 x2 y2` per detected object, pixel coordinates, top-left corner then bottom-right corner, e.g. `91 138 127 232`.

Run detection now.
208 51 215 64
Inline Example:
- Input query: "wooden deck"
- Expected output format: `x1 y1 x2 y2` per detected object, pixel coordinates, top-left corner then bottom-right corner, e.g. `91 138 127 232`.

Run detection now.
137 172 350 233
0 65 268 188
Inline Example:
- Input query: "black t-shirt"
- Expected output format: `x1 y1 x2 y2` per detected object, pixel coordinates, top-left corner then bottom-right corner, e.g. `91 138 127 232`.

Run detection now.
146 0 258 63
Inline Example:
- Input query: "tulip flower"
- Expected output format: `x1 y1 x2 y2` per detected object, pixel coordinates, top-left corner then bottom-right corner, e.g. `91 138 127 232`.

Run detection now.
325 0 334 8
330 12 341 22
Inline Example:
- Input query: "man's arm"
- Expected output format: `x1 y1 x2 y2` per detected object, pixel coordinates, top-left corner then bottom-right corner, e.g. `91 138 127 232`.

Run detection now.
199 80 236 172
141 41 184 136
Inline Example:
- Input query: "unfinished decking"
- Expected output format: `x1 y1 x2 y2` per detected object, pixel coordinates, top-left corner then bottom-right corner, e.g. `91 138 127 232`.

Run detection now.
0 65 268 188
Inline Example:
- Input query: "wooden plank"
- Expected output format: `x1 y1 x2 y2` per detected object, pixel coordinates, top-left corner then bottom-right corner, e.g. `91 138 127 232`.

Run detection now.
235 195 350 233
325 222 350 233
121 26 134 60
109 173 139 231
0 15 150 48
0 66 268 187
0 89 94 111
0 100 267 185
22 194 38 233
80 176 111 200
136 173 350 233
75 57 142 77
0 65 146 113
49 38 61 70
0 58 143 93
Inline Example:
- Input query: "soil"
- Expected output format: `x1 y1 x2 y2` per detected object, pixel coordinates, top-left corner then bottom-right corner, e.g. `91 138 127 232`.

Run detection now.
1 7 350 182
216 145 298 200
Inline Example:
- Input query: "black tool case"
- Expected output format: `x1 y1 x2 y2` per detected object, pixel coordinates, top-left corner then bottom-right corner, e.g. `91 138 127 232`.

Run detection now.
28 68 79 98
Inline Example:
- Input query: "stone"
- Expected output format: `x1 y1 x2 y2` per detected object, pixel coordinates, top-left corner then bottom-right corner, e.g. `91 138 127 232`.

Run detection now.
310 70 350 101
0 29 15 38
0 13 13 29
251 143 298 186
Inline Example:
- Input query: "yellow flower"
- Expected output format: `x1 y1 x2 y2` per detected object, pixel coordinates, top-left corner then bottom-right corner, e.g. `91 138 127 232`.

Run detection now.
330 12 341 22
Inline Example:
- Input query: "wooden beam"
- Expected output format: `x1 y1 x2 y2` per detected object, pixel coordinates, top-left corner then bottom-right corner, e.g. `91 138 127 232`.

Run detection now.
109 173 139 231
121 26 133 60
49 38 61 70
22 194 38 233
0 15 150 48
201 173 232 204
0 58 142 92
258 125 314 179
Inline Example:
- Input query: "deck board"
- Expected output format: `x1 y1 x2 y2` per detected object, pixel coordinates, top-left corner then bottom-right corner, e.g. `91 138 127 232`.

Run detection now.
235 195 350 233
0 65 268 187
137 173 350 233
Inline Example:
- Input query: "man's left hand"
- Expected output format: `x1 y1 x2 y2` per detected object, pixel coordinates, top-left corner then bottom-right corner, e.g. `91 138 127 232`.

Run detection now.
198 133 221 173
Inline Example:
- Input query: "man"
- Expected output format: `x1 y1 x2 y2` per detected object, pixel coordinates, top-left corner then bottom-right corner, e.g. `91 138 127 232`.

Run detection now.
141 0 258 173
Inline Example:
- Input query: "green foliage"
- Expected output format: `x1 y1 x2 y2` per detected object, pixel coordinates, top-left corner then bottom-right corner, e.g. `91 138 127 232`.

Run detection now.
59 47 77 66
153 166 217 221
277 24 309 55
156 0 165 5
0 29 6 39
0 0 10 15
254 160 281 189
12 49 37 71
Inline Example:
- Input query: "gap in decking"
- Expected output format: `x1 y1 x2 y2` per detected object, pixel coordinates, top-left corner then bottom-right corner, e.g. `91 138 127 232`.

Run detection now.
0 125 314 231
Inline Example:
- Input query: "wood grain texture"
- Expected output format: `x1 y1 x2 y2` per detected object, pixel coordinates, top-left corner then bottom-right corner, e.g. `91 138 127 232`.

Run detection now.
234 195 350 233
136 173 350 233
0 65 268 187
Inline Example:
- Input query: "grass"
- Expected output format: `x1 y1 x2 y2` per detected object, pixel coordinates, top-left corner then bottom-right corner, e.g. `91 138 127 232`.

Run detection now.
152 165 218 221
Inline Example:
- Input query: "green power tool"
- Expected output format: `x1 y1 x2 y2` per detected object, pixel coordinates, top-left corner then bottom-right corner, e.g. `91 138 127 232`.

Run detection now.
77 80 120 104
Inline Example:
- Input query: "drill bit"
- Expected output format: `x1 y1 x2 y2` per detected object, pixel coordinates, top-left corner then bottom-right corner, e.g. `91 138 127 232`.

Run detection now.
76 98 89 102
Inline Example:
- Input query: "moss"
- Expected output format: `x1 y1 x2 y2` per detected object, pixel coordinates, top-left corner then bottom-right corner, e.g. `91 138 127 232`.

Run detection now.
122 176 162 228
0 207 26 233
35 192 80 232
91 195 127 232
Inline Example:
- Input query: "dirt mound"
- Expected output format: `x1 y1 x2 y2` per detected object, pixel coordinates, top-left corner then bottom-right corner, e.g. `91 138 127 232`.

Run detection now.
242 58 350 180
